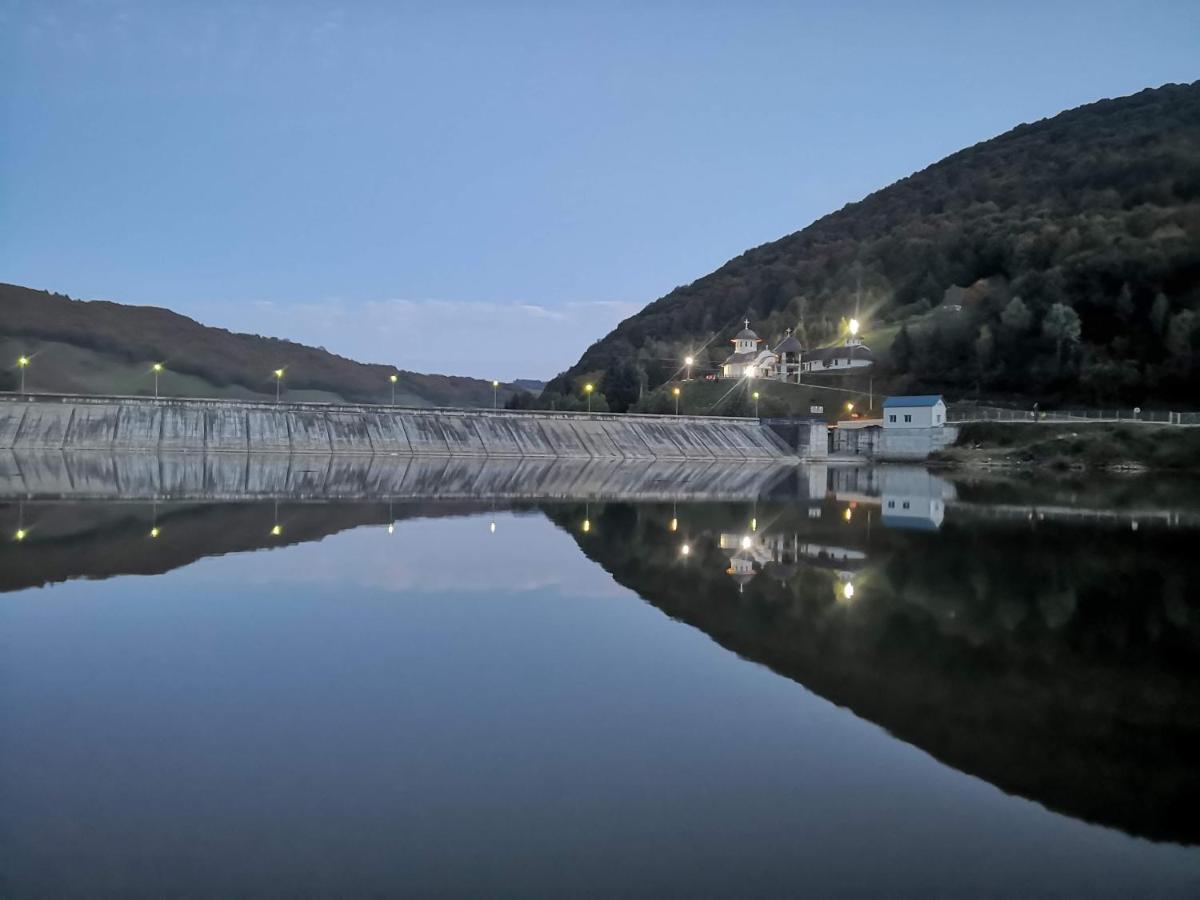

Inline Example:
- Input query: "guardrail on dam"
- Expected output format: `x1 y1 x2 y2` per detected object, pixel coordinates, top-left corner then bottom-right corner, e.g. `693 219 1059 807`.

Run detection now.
0 394 794 460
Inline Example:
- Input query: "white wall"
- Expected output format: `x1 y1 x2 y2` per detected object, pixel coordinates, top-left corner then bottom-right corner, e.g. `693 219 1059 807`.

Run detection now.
883 401 946 428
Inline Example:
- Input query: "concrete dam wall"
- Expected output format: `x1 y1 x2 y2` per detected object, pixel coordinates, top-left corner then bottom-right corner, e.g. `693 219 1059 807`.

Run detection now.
0 394 794 460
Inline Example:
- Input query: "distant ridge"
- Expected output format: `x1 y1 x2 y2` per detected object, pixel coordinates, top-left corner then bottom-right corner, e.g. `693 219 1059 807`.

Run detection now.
0 282 518 407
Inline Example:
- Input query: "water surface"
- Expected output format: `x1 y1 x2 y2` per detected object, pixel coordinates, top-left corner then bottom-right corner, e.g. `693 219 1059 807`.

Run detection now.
1 463 1198 897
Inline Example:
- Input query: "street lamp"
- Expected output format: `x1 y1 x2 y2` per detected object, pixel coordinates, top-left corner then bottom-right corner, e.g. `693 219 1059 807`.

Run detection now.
673 385 681 415
845 401 854 415
492 379 500 409
390 373 398 405
273 368 285 403
17 355 29 393
753 390 760 417
152 362 164 398
584 383 594 412
684 355 694 381
849 318 860 337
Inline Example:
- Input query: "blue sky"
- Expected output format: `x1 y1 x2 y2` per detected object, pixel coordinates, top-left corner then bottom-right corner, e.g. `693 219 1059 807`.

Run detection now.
1 1 1196 380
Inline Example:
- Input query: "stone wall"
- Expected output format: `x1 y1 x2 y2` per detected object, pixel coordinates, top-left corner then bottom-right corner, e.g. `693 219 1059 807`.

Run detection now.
0 395 795 460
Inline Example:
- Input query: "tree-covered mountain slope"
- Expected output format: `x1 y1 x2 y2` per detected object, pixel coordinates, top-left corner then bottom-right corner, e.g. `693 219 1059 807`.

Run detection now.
548 81 1200 409
0 283 519 407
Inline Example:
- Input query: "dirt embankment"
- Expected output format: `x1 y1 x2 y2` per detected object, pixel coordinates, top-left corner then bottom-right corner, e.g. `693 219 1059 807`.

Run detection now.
934 422 1200 471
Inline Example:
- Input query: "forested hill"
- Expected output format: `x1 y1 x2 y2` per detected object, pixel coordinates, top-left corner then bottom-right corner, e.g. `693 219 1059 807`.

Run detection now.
0 283 518 407
547 81 1200 409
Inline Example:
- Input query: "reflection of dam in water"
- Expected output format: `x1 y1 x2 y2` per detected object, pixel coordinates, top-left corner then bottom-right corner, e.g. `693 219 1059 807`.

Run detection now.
0 451 804 502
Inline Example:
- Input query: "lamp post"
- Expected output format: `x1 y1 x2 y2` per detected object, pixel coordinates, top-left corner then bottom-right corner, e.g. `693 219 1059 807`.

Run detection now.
17 355 29 394
584 383 594 412
492 380 500 409
673 385 681 415
273 368 285 403
684 355 694 381
753 391 760 417
152 362 164 398
390 373 398 405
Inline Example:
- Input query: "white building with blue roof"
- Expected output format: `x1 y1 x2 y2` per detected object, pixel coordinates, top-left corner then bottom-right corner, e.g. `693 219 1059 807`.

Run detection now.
882 395 947 429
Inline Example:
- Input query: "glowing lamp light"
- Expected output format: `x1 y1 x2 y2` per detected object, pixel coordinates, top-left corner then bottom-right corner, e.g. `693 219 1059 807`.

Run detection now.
684 356 694 366
753 391 759 400
390 374 398 384
673 387 680 396
387 523 395 535
273 368 285 379
846 402 855 412
669 517 678 532
490 520 496 534
843 581 856 600
270 524 283 537
152 362 164 373
681 543 691 557
844 507 853 522
14 528 27 541
582 519 591 533
149 526 160 538
740 535 752 550
751 517 757 531
584 383 593 394
17 356 29 367
849 318 860 336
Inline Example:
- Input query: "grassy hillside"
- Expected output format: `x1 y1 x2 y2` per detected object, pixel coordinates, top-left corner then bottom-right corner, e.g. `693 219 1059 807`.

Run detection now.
0 283 520 407
547 81 1200 410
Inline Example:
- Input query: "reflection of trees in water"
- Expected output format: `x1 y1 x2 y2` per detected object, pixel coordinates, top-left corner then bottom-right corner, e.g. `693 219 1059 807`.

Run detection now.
4 494 1199 844
555 500 1200 845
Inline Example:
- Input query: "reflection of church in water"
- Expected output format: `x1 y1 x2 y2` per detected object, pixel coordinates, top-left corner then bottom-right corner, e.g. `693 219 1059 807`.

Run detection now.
720 530 867 596
714 467 954 597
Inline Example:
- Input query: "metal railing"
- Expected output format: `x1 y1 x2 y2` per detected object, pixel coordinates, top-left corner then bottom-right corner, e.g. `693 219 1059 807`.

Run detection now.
948 406 1200 426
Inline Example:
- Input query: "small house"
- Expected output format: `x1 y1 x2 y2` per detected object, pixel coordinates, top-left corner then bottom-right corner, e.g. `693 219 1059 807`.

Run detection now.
882 395 947 428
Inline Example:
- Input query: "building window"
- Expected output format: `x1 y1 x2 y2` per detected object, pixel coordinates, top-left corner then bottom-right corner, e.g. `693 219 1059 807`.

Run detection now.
904 414 912 423
902 501 910 510
887 500 895 509
936 414 942 424
888 414 896 422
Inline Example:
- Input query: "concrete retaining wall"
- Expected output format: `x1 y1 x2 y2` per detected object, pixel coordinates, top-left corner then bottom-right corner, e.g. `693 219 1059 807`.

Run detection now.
878 426 959 461
0 394 797 460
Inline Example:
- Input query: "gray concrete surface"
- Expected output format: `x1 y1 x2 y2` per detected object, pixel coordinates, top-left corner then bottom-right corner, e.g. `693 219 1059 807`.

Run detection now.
0 394 800 461
0 449 797 502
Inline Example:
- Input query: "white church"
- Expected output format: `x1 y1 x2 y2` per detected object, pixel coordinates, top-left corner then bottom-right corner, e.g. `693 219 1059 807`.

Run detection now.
721 320 874 381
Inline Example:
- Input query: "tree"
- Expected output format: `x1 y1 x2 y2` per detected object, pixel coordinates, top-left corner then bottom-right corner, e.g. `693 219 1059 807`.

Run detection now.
974 325 995 388
1042 303 1082 368
602 361 641 412
1000 296 1032 333
890 325 914 373
1150 292 1171 337
1166 310 1196 372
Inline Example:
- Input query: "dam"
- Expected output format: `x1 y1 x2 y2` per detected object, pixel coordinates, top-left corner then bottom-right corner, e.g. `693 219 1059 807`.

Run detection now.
0 394 796 460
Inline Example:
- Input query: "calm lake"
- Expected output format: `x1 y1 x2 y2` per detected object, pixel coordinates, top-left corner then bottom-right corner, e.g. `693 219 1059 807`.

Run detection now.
1 459 1199 897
